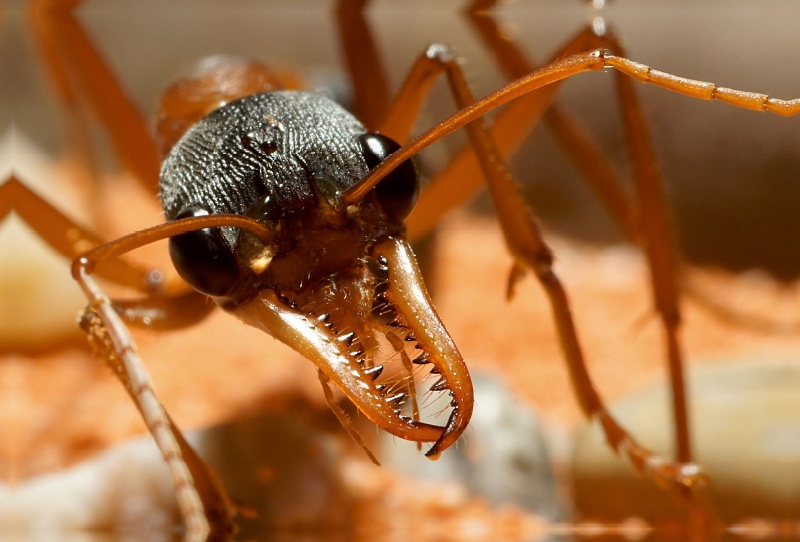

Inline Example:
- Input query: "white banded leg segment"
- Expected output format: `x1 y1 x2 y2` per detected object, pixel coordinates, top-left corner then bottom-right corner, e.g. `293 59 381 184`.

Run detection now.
76 270 210 542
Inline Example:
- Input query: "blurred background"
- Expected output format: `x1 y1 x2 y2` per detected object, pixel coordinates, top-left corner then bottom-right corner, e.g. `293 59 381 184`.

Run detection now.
3 0 800 540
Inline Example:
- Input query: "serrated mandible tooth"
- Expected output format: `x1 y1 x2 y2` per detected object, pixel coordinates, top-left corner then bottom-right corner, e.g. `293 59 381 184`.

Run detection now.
429 379 449 392
385 393 405 404
364 365 384 380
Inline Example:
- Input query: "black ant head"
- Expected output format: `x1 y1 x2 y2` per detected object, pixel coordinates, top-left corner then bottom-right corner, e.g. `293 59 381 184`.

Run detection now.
160 91 471 457
160 92 421 298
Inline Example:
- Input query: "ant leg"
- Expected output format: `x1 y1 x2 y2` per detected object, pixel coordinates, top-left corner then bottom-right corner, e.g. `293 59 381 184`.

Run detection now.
435 48 706 490
0 176 148 289
28 0 161 195
397 28 636 240
70 216 274 539
466 14 642 241
0 175 215 330
335 0 391 131
609 50 691 463
467 13 691 462
28 0 100 205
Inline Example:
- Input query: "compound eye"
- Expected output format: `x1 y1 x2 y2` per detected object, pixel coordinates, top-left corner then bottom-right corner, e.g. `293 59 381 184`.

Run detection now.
168 207 240 297
358 133 419 221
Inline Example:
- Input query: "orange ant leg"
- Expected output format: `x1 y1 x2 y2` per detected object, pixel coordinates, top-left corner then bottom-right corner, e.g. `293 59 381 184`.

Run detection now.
28 0 161 195
466 12 702 508
71 216 274 540
27 0 100 207
343 47 800 486
465 13 641 240
419 46 702 490
610 51 691 463
336 0 391 132
0 175 215 331
466 12 691 461
0 175 148 289
400 28 630 240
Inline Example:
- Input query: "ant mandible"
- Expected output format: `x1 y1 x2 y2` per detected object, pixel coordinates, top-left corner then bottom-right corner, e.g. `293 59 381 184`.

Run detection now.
62 11 800 542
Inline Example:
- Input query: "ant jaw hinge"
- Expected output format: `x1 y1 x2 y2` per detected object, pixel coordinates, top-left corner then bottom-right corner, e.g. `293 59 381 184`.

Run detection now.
237 230 277 275
311 172 345 209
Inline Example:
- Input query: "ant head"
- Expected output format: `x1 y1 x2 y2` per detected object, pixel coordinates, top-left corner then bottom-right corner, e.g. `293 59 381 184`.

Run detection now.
161 91 422 299
159 90 470 456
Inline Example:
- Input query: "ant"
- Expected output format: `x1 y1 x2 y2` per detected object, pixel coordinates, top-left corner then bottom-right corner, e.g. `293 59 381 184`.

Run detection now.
70 22 800 542
8 0 799 540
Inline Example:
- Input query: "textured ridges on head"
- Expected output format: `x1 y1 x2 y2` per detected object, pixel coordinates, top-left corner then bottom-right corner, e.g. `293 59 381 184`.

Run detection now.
159 91 370 222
